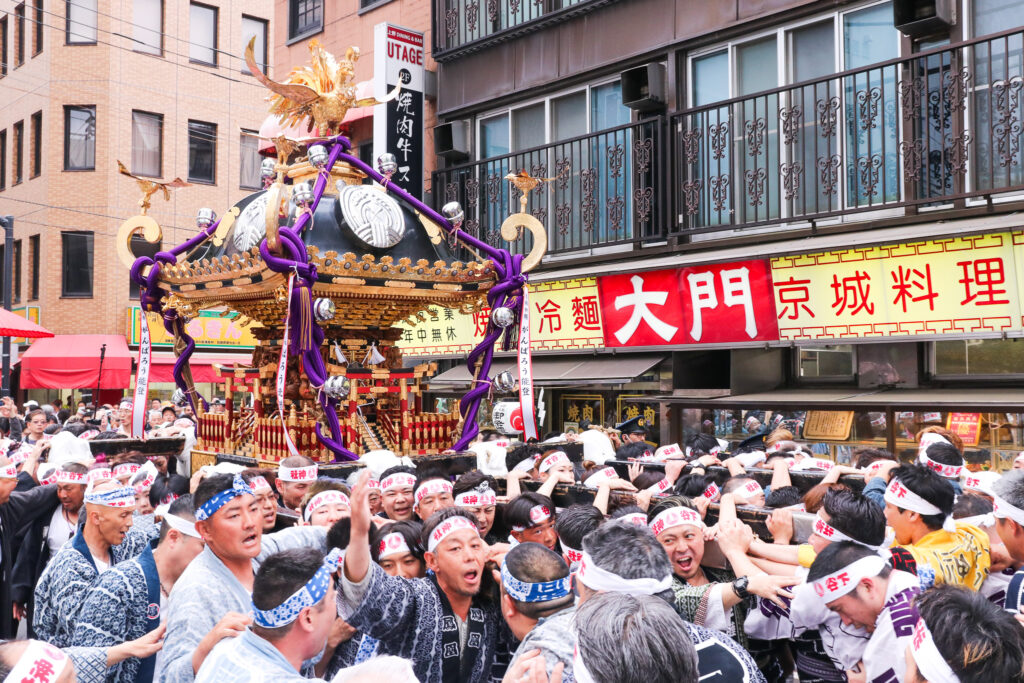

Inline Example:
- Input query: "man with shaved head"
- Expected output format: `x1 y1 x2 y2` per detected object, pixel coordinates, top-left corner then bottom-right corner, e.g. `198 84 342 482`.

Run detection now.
33 478 155 647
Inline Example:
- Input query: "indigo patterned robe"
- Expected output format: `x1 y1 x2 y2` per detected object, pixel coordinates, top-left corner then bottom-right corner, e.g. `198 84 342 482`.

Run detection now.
71 544 163 683
339 563 514 683
33 519 157 647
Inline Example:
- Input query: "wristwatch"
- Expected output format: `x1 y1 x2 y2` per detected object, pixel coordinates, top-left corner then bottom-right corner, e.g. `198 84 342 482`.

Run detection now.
732 576 751 600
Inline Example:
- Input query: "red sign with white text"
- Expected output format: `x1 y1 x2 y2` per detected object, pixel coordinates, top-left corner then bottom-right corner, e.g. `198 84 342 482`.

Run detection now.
679 260 779 344
597 260 779 347
597 269 687 347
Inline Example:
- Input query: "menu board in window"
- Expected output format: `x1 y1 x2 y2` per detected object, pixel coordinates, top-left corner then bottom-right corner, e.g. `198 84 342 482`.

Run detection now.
803 411 855 441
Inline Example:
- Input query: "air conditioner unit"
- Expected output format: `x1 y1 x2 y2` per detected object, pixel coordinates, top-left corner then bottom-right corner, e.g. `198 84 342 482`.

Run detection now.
894 0 953 38
621 63 666 113
434 120 470 162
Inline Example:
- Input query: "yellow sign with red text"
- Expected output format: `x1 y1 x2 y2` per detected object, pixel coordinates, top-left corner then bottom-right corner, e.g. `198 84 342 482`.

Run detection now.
771 231 1024 340
396 277 605 356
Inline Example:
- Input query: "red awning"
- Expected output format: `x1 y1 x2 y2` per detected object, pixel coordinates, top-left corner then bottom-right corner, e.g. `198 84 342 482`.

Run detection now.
150 351 252 384
20 335 132 389
0 308 54 338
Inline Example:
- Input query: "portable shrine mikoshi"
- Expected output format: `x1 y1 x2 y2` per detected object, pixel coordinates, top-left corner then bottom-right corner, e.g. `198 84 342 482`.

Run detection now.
118 39 547 469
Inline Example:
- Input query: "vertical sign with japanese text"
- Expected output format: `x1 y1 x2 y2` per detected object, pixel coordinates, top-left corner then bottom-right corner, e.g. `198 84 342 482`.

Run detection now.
374 23 424 199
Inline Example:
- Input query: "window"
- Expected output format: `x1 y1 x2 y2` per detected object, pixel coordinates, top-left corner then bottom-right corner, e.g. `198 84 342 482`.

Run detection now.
64 105 95 170
12 121 23 184
189 3 217 65
129 235 160 297
241 15 267 74
288 0 322 41
133 0 162 55
796 345 856 380
30 110 41 178
29 234 38 300
33 0 42 55
0 130 5 191
131 111 162 177
14 4 24 67
1 17 7 77
188 120 216 183
67 0 97 44
686 2 900 227
61 231 93 297
13 240 22 304
933 339 1024 377
239 130 261 189
476 80 632 251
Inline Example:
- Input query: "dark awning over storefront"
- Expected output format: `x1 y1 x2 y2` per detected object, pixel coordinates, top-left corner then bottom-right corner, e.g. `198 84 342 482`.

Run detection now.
429 354 665 387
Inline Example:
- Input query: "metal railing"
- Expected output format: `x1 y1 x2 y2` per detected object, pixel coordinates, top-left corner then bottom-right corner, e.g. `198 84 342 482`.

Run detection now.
672 28 1024 235
432 118 665 258
433 0 616 58
434 29 1024 252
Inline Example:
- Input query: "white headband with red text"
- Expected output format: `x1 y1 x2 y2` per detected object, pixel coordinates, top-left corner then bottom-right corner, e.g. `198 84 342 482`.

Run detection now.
304 490 350 521
278 464 318 482
909 617 959 683
649 506 704 536
380 472 416 493
810 555 887 601
426 515 480 552
414 479 453 505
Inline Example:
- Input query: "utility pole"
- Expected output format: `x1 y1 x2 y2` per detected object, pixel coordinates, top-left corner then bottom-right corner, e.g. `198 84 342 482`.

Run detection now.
0 216 12 397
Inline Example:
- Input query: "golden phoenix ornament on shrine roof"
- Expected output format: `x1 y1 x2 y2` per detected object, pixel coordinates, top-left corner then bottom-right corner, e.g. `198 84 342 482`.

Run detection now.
245 37 402 136
116 160 189 215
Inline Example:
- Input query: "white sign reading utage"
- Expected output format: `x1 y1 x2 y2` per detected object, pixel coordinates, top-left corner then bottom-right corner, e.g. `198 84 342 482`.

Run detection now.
374 23 425 200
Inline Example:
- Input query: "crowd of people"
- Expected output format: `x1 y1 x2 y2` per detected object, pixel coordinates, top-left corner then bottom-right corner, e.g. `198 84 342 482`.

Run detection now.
1 405 1024 682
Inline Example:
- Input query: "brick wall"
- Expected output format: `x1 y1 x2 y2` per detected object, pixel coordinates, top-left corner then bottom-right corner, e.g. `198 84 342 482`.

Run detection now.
0 0 273 340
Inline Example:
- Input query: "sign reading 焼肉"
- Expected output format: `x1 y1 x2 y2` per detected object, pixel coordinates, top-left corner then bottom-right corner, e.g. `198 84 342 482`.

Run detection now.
374 23 424 200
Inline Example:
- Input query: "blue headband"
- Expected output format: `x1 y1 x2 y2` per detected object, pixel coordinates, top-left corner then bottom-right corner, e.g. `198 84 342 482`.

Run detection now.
252 548 344 628
83 485 137 508
195 474 255 521
501 562 572 603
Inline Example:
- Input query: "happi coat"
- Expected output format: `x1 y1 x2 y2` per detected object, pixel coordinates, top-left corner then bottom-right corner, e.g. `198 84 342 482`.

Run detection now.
195 629 325 683
509 606 575 679
33 518 157 648
71 544 163 683
756 566 871 682
159 526 327 683
859 569 921 683
340 562 514 683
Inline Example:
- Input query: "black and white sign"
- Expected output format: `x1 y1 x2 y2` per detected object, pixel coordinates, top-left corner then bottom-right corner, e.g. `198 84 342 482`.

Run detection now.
374 23 425 201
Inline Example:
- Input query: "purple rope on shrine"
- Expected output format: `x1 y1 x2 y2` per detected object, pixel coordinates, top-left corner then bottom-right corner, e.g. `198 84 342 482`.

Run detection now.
255 138 359 461
336 151 530 450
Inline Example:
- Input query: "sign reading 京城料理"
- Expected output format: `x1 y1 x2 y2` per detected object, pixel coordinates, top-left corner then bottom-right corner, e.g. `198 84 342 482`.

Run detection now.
771 231 1024 341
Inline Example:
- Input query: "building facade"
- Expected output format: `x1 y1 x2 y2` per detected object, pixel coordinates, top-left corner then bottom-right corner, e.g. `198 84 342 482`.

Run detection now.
0 0 272 402
420 0 1024 465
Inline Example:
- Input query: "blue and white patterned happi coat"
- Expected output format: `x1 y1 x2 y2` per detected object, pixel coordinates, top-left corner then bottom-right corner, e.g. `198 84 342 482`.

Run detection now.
33 518 158 648
195 629 324 683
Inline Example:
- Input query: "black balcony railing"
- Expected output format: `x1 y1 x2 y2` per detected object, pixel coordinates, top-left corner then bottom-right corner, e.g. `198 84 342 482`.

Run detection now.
672 28 1024 235
433 0 617 59
433 30 1024 256
433 119 665 259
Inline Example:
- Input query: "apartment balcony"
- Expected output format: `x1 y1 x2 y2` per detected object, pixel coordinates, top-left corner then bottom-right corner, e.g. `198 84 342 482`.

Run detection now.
433 29 1024 259
433 0 619 60
672 28 1024 237
433 118 665 260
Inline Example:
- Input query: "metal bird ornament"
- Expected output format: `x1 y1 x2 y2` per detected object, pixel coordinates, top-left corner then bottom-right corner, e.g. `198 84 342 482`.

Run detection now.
504 169 565 213
116 160 189 215
245 37 403 136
